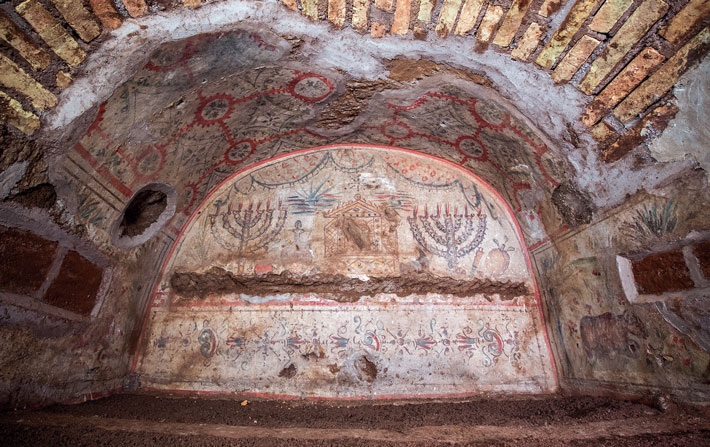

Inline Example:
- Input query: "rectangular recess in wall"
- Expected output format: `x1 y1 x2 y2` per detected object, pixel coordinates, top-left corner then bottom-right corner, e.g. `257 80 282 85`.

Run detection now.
0 207 111 323
618 238 710 304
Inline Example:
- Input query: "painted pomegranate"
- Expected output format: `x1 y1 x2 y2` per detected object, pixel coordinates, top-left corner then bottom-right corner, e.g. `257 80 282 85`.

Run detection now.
483 237 515 277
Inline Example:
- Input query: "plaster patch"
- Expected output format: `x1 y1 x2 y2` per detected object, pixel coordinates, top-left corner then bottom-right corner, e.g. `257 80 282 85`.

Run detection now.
649 56 710 182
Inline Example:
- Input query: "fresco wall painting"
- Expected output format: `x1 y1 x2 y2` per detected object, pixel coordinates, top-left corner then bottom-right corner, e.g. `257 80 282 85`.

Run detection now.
61 31 567 256
134 146 557 399
533 179 710 401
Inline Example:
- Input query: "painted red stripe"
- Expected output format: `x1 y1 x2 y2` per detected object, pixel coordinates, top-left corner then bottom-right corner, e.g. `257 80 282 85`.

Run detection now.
161 298 536 309
74 142 133 198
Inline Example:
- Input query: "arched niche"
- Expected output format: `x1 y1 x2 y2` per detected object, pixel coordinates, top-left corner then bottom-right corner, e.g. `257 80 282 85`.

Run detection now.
134 144 556 399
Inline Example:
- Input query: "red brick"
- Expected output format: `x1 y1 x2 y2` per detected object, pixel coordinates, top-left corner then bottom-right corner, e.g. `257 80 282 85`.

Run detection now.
632 249 694 295
550 35 600 83
418 0 435 22
589 0 633 34
0 225 58 296
536 0 599 68
0 90 40 134
301 0 318 20
121 0 147 18
693 241 710 280
455 0 485 36
615 28 710 123
371 22 387 38
16 0 86 67
436 0 463 37
43 250 103 316
0 10 51 71
579 0 668 94
582 47 665 127
352 0 370 31
281 0 298 11
328 0 346 28
660 0 710 44
391 0 412 35
511 23 545 61
601 102 677 162
493 0 535 47
376 0 394 11
50 0 101 42
0 53 57 110
589 120 618 144
89 0 123 30
476 5 504 43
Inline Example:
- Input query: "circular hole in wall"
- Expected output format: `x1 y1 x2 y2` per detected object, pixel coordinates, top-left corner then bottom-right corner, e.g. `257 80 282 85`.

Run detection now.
112 183 176 249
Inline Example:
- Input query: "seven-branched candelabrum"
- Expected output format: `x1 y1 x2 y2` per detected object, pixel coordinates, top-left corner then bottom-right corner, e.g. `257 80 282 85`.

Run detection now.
209 200 288 256
407 204 487 270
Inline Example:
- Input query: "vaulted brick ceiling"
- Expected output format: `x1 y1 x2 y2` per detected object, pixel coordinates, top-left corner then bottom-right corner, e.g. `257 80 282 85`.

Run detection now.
2 0 708 157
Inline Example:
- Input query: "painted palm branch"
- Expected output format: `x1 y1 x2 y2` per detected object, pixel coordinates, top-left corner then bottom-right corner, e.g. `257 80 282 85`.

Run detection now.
632 200 678 238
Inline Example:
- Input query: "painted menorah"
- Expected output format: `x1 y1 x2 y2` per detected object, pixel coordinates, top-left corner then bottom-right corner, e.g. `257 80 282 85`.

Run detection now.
407 204 487 270
214 200 288 256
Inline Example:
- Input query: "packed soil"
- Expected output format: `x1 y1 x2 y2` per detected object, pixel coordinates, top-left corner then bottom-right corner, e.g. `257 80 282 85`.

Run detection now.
39 393 666 429
1 393 709 446
170 268 528 301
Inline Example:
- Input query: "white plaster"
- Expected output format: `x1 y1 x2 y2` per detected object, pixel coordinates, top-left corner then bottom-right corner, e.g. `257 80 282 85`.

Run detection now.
240 293 292 303
616 255 639 303
357 173 396 192
579 154 696 210
0 291 88 322
649 55 710 182
44 0 587 149
682 245 705 288
0 161 28 199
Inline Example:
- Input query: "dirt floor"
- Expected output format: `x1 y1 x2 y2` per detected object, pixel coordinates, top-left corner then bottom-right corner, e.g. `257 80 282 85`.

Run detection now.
1 393 709 446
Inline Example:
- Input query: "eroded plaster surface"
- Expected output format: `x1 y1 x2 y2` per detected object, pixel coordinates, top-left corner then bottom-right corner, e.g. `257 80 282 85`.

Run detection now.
649 56 710 180
135 146 556 398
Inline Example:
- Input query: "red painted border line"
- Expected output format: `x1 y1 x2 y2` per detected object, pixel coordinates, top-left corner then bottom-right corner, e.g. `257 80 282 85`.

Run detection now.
159 298 538 309
527 237 550 252
74 142 133 199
